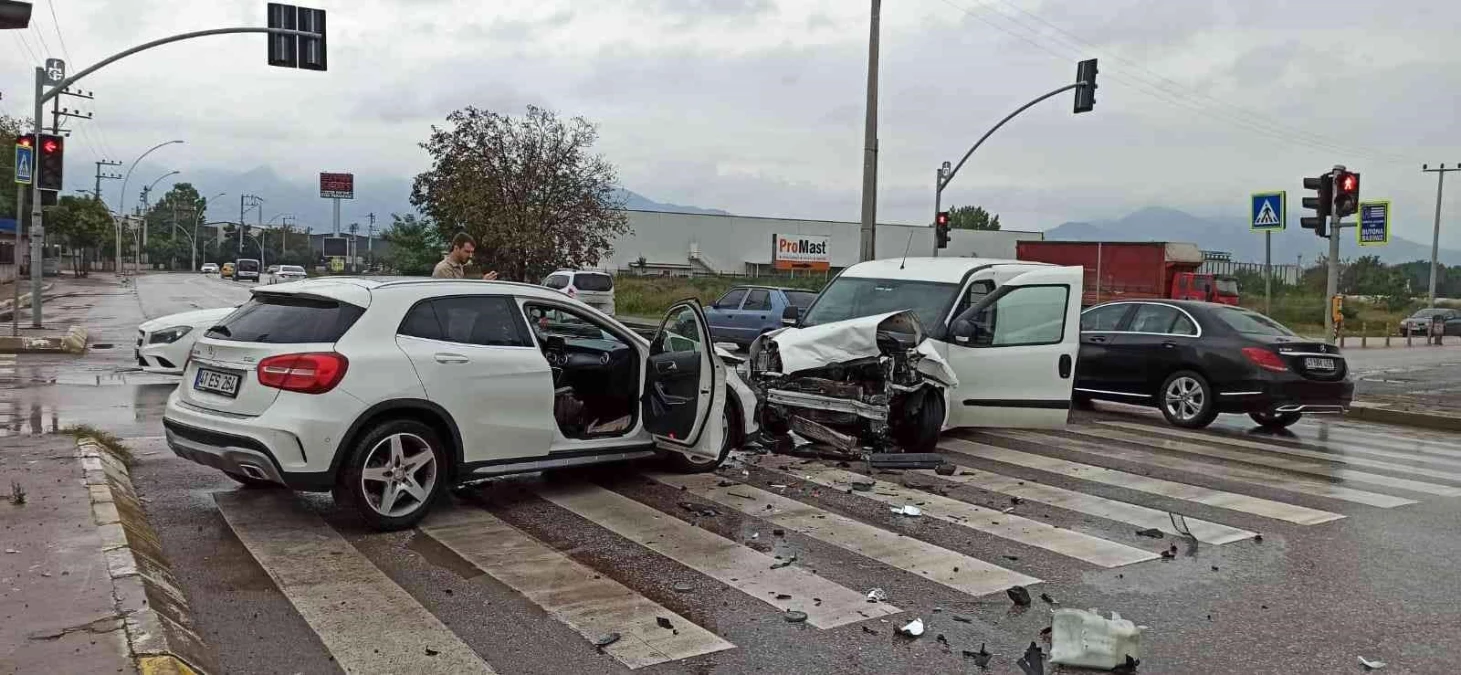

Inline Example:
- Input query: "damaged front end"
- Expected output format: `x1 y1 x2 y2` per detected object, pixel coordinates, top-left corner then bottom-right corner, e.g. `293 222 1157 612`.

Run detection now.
747 311 957 453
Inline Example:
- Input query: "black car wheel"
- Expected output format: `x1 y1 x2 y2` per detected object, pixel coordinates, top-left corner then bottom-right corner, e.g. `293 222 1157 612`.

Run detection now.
893 388 945 452
1249 410 1302 429
1159 370 1218 429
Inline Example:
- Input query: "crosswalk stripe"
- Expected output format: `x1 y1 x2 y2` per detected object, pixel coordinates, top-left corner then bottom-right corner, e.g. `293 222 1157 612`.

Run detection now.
1100 421 1461 487
1001 429 1418 508
1204 421 1461 469
651 472 1042 597
757 457 1157 567
537 482 898 628
421 507 734 669
215 491 498 674
1281 421 1461 460
941 438 1343 525
906 463 1257 544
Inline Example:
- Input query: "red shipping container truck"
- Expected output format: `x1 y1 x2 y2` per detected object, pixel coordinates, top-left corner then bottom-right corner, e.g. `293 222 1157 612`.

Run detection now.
1016 241 1240 307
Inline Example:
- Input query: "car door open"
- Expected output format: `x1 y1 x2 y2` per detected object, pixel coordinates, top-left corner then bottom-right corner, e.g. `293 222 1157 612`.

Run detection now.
643 300 725 459
943 266 1084 428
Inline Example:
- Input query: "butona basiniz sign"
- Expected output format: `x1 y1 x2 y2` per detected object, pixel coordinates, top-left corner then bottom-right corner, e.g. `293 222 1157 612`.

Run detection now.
773 234 830 271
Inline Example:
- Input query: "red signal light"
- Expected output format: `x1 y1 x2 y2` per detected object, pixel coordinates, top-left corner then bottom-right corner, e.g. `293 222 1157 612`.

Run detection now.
16 135 33 148
41 138 59 154
1340 173 1357 192
936 212 949 226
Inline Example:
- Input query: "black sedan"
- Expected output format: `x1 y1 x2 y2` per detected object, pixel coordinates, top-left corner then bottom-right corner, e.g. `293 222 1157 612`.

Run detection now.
1073 300 1353 430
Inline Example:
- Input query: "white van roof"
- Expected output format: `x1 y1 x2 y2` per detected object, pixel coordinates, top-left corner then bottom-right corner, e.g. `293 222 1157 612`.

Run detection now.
841 257 1051 284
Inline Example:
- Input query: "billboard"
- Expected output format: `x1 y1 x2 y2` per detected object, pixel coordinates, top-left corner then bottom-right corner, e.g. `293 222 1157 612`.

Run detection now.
319 172 354 199
772 233 830 271
322 236 348 257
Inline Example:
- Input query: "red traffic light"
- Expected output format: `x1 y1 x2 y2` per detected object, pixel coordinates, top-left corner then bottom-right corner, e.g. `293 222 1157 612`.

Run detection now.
41 138 60 154
16 135 33 149
1339 172 1357 193
936 211 950 226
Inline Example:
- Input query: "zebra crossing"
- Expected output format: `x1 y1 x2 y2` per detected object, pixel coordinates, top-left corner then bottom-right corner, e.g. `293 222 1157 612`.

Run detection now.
206 416 1461 672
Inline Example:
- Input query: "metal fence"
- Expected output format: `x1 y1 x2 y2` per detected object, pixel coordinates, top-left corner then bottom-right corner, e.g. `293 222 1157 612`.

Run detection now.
1198 260 1301 285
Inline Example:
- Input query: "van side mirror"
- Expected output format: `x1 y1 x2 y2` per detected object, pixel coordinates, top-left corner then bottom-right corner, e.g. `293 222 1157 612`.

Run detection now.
781 305 800 327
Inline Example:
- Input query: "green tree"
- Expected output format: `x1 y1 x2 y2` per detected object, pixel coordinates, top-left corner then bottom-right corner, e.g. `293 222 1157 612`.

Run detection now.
44 196 112 275
381 213 443 275
947 205 1000 231
140 183 209 269
0 115 26 221
410 105 631 281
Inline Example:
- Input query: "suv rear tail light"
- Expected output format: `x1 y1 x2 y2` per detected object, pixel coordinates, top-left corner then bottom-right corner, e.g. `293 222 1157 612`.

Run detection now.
1242 347 1288 372
257 353 349 394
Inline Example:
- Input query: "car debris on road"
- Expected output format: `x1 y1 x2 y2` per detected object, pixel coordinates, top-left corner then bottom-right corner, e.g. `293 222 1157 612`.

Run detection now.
1049 608 1144 670
898 618 925 637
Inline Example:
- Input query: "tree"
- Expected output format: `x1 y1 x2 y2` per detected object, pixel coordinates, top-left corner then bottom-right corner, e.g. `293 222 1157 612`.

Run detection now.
947 205 1000 231
410 105 630 281
0 115 25 221
44 196 112 275
381 213 443 275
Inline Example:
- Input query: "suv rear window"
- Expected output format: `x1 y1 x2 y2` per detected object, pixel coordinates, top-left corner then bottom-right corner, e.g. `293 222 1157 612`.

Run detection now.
237 259 260 272
205 294 365 343
573 273 613 292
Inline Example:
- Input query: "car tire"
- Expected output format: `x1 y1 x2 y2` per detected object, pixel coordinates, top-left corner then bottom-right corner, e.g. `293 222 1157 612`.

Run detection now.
1249 410 1302 430
893 387 945 453
663 400 740 473
222 470 282 489
337 419 449 531
1159 370 1218 429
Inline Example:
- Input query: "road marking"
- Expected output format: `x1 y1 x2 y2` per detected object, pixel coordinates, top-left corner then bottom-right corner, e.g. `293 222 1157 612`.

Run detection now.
215 491 498 674
907 463 1256 544
420 507 733 669
650 472 1042 597
942 437 1343 525
1204 421 1461 469
537 482 897 628
1002 429 1418 508
1284 422 1461 460
1100 421 1461 489
758 457 1157 567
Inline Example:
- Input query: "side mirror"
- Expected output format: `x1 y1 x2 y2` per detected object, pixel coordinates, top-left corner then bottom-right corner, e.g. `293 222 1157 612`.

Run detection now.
781 305 801 327
951 318 974 344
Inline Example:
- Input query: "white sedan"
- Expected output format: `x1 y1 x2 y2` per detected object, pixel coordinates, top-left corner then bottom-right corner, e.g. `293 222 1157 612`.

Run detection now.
266 264 308 284
136 306 237 374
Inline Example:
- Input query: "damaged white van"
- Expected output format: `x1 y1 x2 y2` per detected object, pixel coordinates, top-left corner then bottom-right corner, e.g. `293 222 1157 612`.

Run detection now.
746 257 1084 452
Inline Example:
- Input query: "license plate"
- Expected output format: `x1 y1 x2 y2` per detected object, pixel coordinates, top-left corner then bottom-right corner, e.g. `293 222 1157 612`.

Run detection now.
1304 357 1336 371
194 368 241 397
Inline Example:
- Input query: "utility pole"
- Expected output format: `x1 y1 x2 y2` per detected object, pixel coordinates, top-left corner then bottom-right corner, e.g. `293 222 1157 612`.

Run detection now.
857 0 880 262
48 87 93 136
237 194 262 254
366 212 375 265
1422 163 1459 308
93 160 122 204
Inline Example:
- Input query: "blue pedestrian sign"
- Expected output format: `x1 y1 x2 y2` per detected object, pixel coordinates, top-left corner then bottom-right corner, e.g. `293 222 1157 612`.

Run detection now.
14 144 33 185
1358 200 1390 247
1250 191 1285 231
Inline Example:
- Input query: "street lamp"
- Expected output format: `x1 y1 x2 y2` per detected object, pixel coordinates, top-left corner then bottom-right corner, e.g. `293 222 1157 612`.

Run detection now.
136 170 180 270
190 193 227 271
116 139 184 275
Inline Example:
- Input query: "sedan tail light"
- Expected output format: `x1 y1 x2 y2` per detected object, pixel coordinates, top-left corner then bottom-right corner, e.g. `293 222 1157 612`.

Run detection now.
257 353 349 394
1242 347 1288 372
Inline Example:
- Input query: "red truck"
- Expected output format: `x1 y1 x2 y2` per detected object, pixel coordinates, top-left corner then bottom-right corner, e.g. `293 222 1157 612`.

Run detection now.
1016 241 1240 307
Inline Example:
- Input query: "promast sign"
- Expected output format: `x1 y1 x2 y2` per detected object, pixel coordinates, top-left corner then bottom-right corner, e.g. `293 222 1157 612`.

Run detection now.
773 234 830 271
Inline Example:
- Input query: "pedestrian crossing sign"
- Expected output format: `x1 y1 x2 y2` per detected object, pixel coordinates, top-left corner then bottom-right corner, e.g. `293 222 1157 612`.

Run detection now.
1251 192 1285 231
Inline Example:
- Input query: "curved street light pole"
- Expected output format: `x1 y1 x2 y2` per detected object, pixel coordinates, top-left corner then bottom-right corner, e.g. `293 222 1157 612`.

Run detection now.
137 170 180 270
191 193 227 271
117 140 184 276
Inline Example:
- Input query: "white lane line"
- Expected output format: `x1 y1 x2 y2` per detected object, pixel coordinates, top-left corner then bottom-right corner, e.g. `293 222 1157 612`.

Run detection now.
1100 421 1461 489
1282 422 1461 460
908 463 1256 544
651 472 1041 598
215 491 497 674
941 438 1343 525
757 457 1157 567
1203 421 1461 469
1003 429 1418 508
421 507 733 669
537 482 898 629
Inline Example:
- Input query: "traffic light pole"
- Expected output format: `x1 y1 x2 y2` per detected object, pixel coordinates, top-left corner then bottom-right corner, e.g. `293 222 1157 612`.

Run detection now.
29 66 43 328
932 168 942 258
1325 210 1341 344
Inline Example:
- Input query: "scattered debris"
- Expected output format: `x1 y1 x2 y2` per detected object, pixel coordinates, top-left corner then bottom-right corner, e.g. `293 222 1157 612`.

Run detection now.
1050 608 1144 670
1017 641 1046 675
1254 533 1264 543
773 528 786 536
862 626 879 636
424 647 440 657
898 618 925 637
673 582 694 592
964 643 993 667
784 610 808 623
4 548 17 555
1358 656 1386 670
866 588 888 603
1112 655 1141 674
717 479 735 487
775 593 792 600
1010 497 1023 506
1001 507 1017 514
726 491 757 500
594 632 622 649
1211 566 1219 572
1040 592 1057 605
935 463 957 476
677 501 718 517
770 560 794 570
8 481 24 505
751 532 760 540
1004 555 1020 561
936 633 950 647
953 614 974 624
850 478 875 492
890 505 922 517
1007 585 1033 607
1160 544 1178 559
1135 528 1164 539
868 452 944 470
656 617 674 630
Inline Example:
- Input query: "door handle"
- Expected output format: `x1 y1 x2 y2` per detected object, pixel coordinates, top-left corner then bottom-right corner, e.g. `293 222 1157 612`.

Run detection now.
1058 354 1072 379
434 353 470 364
1086 335 1107 343
656 360 678 374
1162 341 1177 349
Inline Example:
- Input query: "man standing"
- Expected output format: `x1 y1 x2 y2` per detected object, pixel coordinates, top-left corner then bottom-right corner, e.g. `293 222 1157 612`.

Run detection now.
432 232 499 280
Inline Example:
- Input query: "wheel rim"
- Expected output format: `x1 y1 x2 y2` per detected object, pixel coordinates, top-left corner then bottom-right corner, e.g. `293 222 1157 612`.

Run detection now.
1164 376 1205 421
359 433 438 518
684 408 733 465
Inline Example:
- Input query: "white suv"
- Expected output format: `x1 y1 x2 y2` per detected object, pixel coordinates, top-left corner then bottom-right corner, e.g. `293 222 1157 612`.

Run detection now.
163 278 754 530
543 270 616 315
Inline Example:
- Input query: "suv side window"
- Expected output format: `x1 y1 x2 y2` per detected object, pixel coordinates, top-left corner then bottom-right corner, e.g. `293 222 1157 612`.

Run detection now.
743 289 772 311
543 274 569 290
1080 304 1128 332
716 288 747 309
401 297 529 347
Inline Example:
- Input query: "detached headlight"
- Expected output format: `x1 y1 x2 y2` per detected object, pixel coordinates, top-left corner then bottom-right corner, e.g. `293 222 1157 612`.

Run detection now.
149 326 193 344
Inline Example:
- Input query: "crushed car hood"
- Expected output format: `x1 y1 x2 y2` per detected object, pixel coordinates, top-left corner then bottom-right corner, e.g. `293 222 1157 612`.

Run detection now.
753 310 958 386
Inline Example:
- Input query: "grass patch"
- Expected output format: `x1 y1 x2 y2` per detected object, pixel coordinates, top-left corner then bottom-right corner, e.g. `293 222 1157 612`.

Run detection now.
1244 295 1414 338
60 424 134 466
614 274 829 318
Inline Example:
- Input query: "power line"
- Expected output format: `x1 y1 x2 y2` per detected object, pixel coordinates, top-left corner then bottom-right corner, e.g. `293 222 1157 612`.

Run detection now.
46 0 74 63
12 31 40 65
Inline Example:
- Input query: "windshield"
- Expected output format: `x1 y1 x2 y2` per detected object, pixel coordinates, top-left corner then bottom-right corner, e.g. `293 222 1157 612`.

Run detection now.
1215 278 1239 295
1411 309 1448 319
281 266 305 274
800 277 959 330
1211 306 1296 337
237 259 260 271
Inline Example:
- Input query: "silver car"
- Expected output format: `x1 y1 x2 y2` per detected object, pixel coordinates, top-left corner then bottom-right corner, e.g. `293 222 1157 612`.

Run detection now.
1400 308 1461 336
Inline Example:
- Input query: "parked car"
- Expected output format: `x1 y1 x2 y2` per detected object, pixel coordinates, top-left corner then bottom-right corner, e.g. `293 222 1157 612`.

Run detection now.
163 278 758 530
234 258 262 282
1074 300 1354 430
200 263 219 274
705 286 819 347
746 257 1084 452
136 306 238 374
220 262 235 279
1399 308 1461 336
266 265 307 284
542 270 615 315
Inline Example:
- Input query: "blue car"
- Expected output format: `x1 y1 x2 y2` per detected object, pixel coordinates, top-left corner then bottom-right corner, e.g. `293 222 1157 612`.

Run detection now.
705 286 819 347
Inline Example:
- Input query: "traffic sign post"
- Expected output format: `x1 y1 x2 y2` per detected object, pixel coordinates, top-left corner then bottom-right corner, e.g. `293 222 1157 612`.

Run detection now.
1251 191 1286 314
14 144 33 185
1357 200 1390 247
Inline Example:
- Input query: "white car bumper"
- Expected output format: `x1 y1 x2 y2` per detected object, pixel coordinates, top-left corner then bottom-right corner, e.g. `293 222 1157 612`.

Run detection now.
136 329 195 374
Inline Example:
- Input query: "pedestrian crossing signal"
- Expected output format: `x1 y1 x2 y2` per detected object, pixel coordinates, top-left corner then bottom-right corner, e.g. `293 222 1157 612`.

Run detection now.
37 134 63 192
935 211 950 249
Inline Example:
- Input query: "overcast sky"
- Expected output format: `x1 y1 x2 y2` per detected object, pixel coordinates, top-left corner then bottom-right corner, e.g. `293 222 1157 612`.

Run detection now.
4 0 1460 247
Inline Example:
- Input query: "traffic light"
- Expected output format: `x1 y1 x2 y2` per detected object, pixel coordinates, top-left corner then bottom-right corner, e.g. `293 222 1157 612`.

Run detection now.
0 1 33 30
266 3 297 68
935 211 950 249
36 133 63 192
297 7 327 71
1333 170 1360 218
1073 58 1098 114
15 134 33 149
1300 173 1333 237
267 4 327 71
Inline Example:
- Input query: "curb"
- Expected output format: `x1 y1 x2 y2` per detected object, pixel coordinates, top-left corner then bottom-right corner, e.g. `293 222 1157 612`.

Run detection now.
0 324 89 353
77 438 217 675
1345 403 1461 433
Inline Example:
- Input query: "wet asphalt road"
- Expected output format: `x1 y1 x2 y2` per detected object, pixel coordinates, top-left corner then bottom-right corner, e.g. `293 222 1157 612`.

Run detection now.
5 272 1461 675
